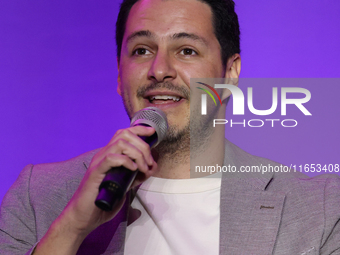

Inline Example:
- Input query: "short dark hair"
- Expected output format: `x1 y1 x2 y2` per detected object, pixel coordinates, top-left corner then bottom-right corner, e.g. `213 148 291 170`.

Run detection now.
115 0 240 66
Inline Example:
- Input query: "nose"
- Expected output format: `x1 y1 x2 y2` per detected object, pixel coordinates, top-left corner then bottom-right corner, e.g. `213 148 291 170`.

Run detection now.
147 51 177 82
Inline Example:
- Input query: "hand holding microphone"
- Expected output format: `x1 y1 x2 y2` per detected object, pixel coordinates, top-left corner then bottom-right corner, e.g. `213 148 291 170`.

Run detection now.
95 107 168 211
58 107 167 237
34 108 167 253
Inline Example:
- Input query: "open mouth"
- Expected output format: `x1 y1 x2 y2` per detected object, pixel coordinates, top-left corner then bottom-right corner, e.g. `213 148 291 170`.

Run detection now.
148 95 182 104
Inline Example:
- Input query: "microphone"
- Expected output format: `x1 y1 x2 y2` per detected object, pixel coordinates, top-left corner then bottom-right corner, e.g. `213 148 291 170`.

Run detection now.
95 107 168 211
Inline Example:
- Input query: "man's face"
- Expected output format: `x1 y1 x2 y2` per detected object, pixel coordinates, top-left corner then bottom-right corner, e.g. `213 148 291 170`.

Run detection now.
117 0 228 133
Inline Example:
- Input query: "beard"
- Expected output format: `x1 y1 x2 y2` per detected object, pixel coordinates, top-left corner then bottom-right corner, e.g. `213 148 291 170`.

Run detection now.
153 103 216 161
121 80 217 161
153 119 190 157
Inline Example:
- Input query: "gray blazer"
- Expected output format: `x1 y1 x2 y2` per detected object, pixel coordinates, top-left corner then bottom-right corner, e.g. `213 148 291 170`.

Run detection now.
1 140 339 255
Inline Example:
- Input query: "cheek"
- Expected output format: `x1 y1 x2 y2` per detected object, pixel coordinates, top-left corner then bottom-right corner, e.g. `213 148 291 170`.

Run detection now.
177 60 223 83
206 59 224 77
176 64 205 89
119 63 146 92
120 57 149 78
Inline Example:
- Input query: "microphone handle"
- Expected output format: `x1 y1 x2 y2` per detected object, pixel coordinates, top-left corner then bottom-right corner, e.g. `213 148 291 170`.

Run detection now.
95 134 157 211
95 166 138 211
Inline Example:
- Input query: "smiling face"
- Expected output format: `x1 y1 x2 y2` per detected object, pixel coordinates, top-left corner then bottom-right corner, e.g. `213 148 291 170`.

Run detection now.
117 0 228 123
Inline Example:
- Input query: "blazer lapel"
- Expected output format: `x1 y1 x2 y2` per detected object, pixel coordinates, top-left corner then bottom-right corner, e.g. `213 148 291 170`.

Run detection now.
219 140 286 254
219 179 285 255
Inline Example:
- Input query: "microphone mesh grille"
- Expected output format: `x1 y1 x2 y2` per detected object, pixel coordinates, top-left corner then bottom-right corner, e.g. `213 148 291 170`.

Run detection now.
130 107 168 146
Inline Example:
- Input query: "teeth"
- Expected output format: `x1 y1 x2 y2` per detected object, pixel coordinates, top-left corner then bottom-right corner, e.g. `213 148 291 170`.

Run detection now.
150 95 181 102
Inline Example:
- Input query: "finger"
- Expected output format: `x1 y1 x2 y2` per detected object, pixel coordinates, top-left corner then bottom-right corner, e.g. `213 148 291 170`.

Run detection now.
112 126 155 142
91 137 152 173
109 126 155 166
132 160 159 188
105 139 151 173
124 125 156 137
89 154 138 178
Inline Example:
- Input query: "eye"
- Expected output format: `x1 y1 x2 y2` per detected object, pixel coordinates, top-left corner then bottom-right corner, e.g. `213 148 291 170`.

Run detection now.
180 48 198 56
132 48 151 55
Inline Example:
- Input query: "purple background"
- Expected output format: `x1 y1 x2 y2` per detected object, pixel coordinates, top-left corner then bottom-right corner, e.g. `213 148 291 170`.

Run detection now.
1 0 339 202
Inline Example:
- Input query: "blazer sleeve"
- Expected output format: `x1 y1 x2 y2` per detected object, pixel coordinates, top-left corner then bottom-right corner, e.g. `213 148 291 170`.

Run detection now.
0 164 38 255
320 175 340 254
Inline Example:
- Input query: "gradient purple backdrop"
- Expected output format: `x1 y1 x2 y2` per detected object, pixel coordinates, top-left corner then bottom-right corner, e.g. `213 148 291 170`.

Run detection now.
1 0 339 201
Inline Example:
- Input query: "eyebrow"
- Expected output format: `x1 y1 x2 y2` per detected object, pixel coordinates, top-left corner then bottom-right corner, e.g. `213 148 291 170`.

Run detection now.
126 30 154 43
126 30 208 46
170 32 208 46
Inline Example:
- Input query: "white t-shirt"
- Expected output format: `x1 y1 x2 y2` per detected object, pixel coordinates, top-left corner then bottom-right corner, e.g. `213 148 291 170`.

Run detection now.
124 173 222 255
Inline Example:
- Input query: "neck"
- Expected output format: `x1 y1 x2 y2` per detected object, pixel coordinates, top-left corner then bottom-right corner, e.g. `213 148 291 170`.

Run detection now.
153 149 190 179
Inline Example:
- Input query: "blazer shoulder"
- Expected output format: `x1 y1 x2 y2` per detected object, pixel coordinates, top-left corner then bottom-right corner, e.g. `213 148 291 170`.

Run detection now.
223 139 339 190
30 148 100 181
28 149 101 204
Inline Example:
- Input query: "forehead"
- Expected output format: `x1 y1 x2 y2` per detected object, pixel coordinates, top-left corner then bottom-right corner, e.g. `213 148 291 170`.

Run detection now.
124 0 215 42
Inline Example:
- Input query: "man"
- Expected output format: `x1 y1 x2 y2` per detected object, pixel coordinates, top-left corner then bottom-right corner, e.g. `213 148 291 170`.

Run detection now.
0 0 339 254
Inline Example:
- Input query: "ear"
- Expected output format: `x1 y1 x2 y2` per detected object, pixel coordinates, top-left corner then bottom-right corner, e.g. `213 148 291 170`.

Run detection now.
117 57 122 96
220 54 241 101
225 53 241 79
